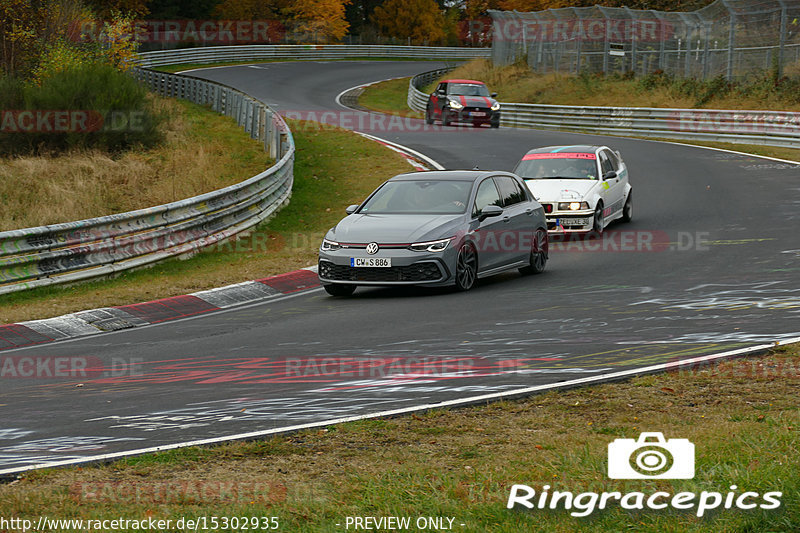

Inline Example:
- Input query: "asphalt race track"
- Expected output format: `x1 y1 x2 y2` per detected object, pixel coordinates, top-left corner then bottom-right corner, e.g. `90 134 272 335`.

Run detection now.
1 61 799 473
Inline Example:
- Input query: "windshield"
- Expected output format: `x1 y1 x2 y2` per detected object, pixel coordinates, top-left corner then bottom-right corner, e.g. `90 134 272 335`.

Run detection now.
359 180 472 215
448 83 490 97
514 154 598 180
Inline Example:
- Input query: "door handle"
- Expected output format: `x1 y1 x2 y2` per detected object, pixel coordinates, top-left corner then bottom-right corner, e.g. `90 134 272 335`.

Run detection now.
503 216 511 223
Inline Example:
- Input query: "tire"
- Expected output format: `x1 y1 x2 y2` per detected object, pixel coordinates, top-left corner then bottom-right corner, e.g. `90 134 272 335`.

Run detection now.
592 203 605 235
454 242 478 291
324 284 356 297
490 120 500 129
442 110 452 127
425 106 434 125
520 228 548 275
621 191 633 222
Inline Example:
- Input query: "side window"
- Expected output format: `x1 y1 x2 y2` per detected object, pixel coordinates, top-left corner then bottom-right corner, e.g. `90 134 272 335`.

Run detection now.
605 149 620 170
473 179 502 217
599 151 614 175
494 176 526 207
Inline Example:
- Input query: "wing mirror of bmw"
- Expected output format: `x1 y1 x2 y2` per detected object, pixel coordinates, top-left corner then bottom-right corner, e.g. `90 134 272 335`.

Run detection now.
345 204 359 214
478 204 504 221
490 92 498 98
603 171 618 180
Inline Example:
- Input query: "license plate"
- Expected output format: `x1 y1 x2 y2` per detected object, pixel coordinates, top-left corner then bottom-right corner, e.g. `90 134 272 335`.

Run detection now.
556 218 589 226
470 112 486 117
351 257 391 267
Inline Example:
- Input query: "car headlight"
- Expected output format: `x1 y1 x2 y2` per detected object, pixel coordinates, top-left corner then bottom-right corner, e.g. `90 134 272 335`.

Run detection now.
448 99 463 110
321 239 341 251
491 102 500 111
409 237 452 252
557 202 590 211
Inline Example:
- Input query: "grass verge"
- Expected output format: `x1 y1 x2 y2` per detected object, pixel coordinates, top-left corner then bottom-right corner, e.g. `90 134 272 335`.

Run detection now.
357 78 422 119
2 344 797 532
0 96 271 231
0 119 412 324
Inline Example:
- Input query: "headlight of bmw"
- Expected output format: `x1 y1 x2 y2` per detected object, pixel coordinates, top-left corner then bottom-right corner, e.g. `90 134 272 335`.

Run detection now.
321 239 341 251
448 99 463 110
491 102 500 111
409 238 452 252
557 202 590 211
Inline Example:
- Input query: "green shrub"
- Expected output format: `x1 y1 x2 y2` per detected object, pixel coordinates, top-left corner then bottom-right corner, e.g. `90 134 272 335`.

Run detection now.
0 62 162 155
0 75 25 109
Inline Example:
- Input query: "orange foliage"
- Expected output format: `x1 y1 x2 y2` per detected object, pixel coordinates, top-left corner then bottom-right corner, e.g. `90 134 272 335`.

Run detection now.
291 0 352 42
372 0 445 45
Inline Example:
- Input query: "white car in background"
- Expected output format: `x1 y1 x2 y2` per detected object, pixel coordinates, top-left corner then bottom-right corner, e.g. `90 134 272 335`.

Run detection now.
513 145 632 234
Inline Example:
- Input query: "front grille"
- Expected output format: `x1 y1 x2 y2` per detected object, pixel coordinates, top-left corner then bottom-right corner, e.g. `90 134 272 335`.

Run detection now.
319 261 443 283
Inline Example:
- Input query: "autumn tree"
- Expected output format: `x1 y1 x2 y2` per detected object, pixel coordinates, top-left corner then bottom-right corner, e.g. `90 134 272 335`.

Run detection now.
461 0 502 19
212 0 290 20
84 0 148 18
290 0 351 42
1 0 45 76
372 0 445 45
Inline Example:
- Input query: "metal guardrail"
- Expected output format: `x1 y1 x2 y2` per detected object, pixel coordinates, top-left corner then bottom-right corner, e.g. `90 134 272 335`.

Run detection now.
406 67 454 112
0 68 294 295
408 68 800 149
138 45 491 68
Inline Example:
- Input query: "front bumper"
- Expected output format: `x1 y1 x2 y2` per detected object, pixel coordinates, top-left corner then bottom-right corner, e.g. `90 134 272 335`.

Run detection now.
449 107 500 124
318 247 456 286
545 209 594 233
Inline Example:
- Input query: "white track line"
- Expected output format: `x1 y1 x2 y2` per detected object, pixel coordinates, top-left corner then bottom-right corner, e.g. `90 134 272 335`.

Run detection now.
356 132 445 170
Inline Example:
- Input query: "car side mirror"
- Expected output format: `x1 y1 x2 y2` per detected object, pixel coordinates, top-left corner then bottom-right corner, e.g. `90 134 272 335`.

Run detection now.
603 171 617 180
345 204 359 214
478 204 503 221
490 92 497 98
437 89 445 95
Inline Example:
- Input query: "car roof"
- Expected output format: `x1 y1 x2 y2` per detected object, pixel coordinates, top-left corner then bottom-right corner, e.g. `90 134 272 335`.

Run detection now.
442 79 486 85
523 145 602 155
388 170 516 182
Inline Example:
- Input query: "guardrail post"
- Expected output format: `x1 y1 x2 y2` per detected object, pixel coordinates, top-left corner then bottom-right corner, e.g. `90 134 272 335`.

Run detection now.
266 111 275 158
279 132 289 160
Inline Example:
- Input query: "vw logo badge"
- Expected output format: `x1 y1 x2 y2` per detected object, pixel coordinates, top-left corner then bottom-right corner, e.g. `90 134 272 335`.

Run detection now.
366 242 379 255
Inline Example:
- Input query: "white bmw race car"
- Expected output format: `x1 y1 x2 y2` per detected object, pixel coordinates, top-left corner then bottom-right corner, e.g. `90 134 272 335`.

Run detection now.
513 145 633 234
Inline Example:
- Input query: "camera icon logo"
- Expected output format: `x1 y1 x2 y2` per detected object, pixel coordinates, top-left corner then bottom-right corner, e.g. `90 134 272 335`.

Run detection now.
608 432 695 479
